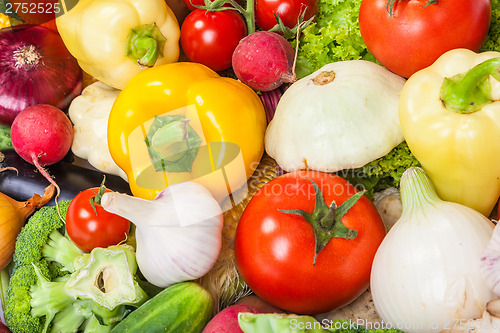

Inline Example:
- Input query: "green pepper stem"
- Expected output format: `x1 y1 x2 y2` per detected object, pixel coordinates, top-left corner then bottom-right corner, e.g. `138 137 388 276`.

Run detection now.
440 57 500 114
151 119 190 162
278 179 362 265
125 23 166 68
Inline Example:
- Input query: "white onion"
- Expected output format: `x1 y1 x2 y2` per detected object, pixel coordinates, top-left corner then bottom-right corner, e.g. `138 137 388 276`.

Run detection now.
371 167 496 333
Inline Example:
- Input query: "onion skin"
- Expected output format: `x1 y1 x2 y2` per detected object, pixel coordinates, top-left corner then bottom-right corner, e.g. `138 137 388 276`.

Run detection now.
0 24 82 125
0 184 55 270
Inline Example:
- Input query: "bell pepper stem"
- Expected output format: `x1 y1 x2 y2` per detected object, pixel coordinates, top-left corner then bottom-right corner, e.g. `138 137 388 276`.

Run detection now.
440 57 500 114
151 119 190 162
126 23 166 68
278 179 361 265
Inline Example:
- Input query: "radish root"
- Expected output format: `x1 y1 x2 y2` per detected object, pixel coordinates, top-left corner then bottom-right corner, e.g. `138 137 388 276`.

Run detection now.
31 151 63 222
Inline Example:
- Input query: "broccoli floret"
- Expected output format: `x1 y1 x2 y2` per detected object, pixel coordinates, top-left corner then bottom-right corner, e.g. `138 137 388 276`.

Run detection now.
12 201 71 271
4 264 48 333
5 203 148 333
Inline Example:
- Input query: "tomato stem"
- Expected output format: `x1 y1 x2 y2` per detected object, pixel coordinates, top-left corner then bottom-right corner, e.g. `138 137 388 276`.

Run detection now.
440 57 500 114
89 176 107 215
195 0 256 34
230 0 256 34
268 10 315 40
278 179 362 265
386 0 438 16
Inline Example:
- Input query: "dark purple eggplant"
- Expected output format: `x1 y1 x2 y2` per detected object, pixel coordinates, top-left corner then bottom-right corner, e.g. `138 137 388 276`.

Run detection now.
0 149 131 205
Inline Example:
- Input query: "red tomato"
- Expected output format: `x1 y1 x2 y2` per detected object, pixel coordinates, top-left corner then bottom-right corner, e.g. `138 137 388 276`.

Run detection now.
182 0 203 12
8 0 59 26
359 0 491 78
234 171 386 314
66 187 131 253
180 9 247 72
40 18 58 33
0 320 10 333
255 0 318 31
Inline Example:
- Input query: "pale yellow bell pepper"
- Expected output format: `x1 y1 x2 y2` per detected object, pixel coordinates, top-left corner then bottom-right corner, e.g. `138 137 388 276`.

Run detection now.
399 48 500 216
56 0 180 90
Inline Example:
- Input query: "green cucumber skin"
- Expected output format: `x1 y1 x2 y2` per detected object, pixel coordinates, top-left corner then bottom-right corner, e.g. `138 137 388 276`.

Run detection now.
111 282 213 333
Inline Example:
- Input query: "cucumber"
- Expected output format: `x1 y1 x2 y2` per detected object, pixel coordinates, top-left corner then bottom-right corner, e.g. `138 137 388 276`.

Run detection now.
111 282 213 333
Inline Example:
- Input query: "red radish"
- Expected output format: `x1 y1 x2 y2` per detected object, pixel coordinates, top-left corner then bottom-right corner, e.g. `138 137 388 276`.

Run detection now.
10 104 73 202
236 295 285 314
201 304 263 333
232 31 297 92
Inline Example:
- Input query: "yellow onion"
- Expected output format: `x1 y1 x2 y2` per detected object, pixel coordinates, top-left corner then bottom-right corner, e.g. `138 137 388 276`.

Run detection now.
0 184 55 270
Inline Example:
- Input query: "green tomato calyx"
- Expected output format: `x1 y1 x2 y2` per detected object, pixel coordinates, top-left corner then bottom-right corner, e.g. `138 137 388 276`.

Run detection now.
279 178 362 265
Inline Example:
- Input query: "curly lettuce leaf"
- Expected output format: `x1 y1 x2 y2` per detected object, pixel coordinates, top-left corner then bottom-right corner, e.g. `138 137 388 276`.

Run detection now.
480 0 500 52
0 124 12 150
338 142 421 198
295 0 377 78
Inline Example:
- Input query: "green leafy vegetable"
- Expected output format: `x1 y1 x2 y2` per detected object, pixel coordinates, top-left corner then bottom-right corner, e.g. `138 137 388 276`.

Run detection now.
480 0 500 52
295 0 377 78
4 202 148 333
337 141 421 198
0 124 12 151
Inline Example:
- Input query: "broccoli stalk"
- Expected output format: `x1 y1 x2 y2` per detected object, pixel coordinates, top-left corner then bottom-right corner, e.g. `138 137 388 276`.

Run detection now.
67 245 148 313
30 266 77 332
42 229 83 274
82 315 112 333
4 202 149 333
49 300 92 333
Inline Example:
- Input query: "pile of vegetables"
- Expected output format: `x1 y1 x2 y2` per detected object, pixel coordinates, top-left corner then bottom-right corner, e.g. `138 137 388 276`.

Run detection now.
4 201 149 332
2 0 500 332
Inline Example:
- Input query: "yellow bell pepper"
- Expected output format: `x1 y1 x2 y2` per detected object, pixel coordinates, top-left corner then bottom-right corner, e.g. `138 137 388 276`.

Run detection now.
399 48 500 216
0 13 21 29
107 62 267 203
55 0 180 90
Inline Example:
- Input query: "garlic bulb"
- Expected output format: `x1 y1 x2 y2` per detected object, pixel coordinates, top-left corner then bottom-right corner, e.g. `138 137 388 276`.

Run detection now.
101 181 223 288
441 299 500 333
480 224 500 297
371 167 496 333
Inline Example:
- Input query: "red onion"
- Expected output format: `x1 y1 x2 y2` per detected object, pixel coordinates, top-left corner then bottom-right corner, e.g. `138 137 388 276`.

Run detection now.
0 24 82 125
259 83 290 123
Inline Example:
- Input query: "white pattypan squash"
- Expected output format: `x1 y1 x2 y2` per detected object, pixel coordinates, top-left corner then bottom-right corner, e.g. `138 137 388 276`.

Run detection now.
265 60 406 172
